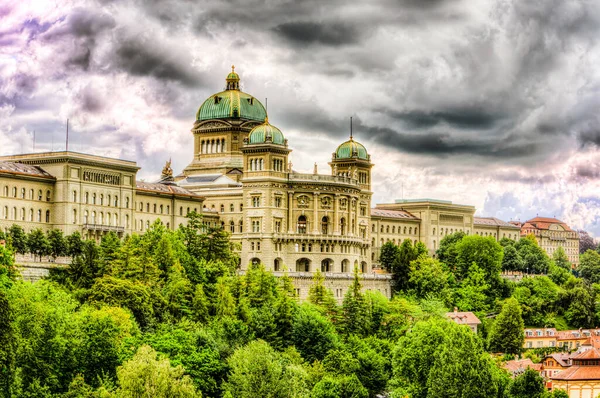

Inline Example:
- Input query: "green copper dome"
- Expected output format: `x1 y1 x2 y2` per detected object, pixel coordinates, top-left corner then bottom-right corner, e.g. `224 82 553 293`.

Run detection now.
248 118 285 145
196 67 267 121
335 138 369 160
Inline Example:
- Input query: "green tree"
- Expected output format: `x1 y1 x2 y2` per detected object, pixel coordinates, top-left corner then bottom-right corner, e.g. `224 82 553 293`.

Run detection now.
116 345 200 397
273 271 298 349
66 240 100 288
98 232 121 274
488 297 524 355
192 284 209 323
455 235 503 281
509 368 545 398
379 242 399 272
394 239 418 290
308 270 339 320
27 228 50 260
516 235 550 274
0 245 17 286
311 374 368 398
436 231 465 268
408 257 450 300
342 268 370 336
215 278 236 318
579 250 600 284
47 229 67 258
66 232 84 257
0 288 15 397
223 340 306 398
565 284 596 328
502 244 524 272
8 224 28 254
291 304 338 363
455 263 490 312
552 246 571 271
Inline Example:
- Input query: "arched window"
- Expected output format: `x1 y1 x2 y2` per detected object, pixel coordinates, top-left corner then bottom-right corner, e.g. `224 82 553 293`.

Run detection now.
297 215 307 234
166 205 170 215
230 221 235 233
2 186 7 196
29 189 33 199
160 204 163 214
106 213 111 226
126 197 130 208
296 258 310 272
403 227 407 234
100 194 104 205
230 203 234 212
146 203 150 212
139 220 143 231
220 204 225 213
321 216 329 235
73 190 77 202
386 225 389 233
321 259 332 272
114 197 118 207
92 193 97 204
12 187 17 197
72 209 77 224
180 206 183 216
84 211 89 224
239 220 243 232
274 258 281 272
29 209 33 221
3 206 8 220
37 209 42 222
107 195 111 206
340 218 346 235
99 212 103 224
21 188 25 198
126 214 130 228
92 211 96 224
153 204 157 213
341 259 349 273
20 208 25 221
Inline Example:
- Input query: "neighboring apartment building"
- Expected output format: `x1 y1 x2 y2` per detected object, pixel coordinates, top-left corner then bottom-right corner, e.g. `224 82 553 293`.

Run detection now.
524 328 600 350
446 308 481 333
512 217 580 267
550 347 600 398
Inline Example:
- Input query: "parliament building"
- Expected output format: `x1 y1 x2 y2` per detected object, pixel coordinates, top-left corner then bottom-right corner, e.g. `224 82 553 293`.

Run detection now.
0 68 565 299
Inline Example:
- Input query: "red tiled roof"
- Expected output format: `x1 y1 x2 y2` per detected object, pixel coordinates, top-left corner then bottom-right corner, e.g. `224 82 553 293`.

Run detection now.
522 217 574 232
504 359 541 373
446 311 481 325
548 353 572 367
552 366 600 381
370 208 420 220
572 348 600 360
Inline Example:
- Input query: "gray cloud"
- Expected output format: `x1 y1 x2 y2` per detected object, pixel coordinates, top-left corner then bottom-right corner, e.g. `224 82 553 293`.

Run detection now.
272 21 362 46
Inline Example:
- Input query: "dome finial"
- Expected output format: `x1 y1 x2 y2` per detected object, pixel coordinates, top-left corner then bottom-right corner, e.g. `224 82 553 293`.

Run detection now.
264 115 269 124
350 116 353 140
226 66 240 90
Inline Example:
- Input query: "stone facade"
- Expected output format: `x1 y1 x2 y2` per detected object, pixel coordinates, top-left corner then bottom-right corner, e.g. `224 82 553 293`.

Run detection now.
0 152 206 239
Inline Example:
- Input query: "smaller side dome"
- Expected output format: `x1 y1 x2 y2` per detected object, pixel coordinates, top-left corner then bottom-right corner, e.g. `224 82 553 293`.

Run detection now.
248 118 286 145
335 138 369 160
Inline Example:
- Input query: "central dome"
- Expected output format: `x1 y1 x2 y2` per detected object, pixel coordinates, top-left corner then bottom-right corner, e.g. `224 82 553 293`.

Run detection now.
196 67 267 122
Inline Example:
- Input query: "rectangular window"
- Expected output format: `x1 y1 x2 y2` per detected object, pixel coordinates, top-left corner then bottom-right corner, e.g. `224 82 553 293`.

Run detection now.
252 196 260 207
274 220 282 233
252 220 260 233
274 196 282 207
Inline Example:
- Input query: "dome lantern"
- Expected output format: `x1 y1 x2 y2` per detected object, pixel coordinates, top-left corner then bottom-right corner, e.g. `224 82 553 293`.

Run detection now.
226 65 240 90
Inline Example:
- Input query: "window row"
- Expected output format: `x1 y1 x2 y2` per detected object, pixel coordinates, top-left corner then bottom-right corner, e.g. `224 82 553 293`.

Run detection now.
374 223 419 235
139 202 171 215
297 216 356 235
2 207 50 223
78 191 128 207
2 186 51 201
201 139 226 154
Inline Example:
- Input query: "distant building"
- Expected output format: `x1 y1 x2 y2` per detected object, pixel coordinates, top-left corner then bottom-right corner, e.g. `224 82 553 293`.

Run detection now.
550 346 600 397
504 358 542 377
513 217 580 267
524 328 600 351
446 308 481 333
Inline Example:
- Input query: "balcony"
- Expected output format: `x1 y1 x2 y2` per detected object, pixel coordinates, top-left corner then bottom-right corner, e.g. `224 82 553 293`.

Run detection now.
272 232 367 245
289 173 358 186
83 224 125 233
271 271 391 280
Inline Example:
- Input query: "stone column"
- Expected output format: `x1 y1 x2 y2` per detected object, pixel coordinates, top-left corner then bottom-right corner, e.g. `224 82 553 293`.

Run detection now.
312 192 319 234
287 191 294 233
333 194 339 235
347 196 352 236
355 197 360 237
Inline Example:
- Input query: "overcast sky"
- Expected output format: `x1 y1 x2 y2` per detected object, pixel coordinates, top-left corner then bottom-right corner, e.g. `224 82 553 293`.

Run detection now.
2 0 600 235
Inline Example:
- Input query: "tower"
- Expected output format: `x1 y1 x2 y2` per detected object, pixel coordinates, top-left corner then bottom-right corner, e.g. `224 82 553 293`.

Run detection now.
183 67 267 179
239 118 291 270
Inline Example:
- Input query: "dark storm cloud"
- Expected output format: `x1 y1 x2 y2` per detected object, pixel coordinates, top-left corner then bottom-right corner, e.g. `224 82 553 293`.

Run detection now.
272 21 361 46
112 38 203 87
387 108 503 130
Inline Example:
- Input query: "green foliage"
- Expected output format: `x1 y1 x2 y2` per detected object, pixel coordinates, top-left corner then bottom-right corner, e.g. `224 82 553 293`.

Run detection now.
66 232 84 257
436 231 465 267
27 228 50 259
455 235 503 281
579 250 600 283
292 304 338 363
47 229 67 258
116 345 200 397
455 263 490 312
488 297 524 355
565 284 597 328
390 318 505 398
342 268 370 336
223 340 309 398
379 242 399 273
552 247 571 271
408 256 450 301
502 244 524 271
509 368 545 398
311 374 368 398
8 224 28 255
0 287 15 397
515 235 551 274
